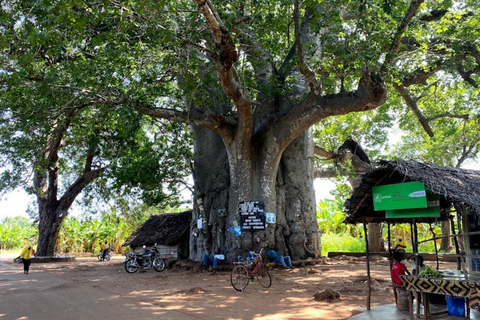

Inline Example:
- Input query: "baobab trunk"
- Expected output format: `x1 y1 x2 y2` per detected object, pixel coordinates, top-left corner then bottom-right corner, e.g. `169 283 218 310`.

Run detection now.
277 129 321 259
190 127 321 262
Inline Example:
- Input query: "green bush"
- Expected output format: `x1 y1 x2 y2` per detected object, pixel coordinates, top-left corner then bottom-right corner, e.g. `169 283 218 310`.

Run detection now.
0 217 38 250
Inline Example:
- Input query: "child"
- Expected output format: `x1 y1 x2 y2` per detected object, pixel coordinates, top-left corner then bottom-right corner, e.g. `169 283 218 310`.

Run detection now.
391 251 410 285
391 251 412 311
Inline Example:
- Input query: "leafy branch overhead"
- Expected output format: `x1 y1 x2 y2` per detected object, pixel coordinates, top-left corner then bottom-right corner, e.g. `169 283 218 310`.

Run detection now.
0 0 478 255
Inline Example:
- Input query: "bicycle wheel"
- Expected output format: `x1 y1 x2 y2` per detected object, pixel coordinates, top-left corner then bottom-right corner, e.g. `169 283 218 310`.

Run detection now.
105 254 110 262
231 265 249 291
153 257 166 272
97 254 102 261
255 264 272 288
124 258 140 273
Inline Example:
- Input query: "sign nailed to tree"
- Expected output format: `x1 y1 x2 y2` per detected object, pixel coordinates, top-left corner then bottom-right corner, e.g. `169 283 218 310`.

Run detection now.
239 200 266 232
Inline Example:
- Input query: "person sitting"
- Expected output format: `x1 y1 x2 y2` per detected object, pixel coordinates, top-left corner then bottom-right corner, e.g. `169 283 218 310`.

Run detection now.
391 251 411 310
100 241 109 261
267 244 293 269
410 255 426 275
391 251 411 286
238 251 256 264
203 249 225 271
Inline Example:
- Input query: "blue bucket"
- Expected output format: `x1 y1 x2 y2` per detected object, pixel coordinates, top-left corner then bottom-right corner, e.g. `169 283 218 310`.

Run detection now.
446 296 465 317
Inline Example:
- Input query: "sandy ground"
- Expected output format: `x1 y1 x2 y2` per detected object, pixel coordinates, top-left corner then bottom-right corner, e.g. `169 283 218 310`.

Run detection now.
0 253 453 320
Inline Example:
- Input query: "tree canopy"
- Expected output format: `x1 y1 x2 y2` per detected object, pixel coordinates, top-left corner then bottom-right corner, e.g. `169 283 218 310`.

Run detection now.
1 0 479 258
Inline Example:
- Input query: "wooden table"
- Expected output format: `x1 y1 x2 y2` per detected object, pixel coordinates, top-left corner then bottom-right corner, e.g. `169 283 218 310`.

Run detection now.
401 275 480 319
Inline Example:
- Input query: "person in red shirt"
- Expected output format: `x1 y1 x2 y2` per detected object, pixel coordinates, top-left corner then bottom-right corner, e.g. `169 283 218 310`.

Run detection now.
391 251 410 285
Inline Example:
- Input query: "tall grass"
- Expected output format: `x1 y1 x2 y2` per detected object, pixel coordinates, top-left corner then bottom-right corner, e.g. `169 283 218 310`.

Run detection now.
321 233 365 256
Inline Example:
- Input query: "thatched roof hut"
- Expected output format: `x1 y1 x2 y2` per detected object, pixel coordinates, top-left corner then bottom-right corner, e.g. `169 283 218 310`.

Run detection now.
123 210 191 247
343 160 480 311
345 160 480 224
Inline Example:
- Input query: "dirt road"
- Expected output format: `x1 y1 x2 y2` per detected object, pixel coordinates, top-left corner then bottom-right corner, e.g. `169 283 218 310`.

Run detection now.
0 254 399 320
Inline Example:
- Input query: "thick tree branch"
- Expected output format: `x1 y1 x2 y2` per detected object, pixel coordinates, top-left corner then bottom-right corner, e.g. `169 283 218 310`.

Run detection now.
394 84 434 137
401 60 445 87
193 0 257 147
314 146 336 159
293 0 320 93
314 167 343 179
457 67 478 88
426 112 469 122
380 0 425 75
457 145 476 168
134 104 235 142
58 168 104 213
269 72 387 151
469 45 480 65
395 84 470 138
232 15 278 107
419 9 448 22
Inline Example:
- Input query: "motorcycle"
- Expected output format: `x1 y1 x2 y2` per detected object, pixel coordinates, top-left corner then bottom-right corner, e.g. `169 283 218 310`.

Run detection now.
124 244 166 273
97 248 112 261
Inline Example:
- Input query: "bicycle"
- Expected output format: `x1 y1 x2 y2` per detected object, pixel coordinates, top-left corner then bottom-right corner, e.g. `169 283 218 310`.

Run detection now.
97 248 112 261
231 249 272 291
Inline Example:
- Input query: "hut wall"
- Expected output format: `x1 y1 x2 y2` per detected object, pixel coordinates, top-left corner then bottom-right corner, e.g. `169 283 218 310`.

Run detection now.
156 245 179 259
130 240 189 260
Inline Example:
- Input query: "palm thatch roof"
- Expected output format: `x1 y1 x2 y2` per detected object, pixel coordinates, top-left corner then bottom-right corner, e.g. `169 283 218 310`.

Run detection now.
344 160 480 224
122 210 192 247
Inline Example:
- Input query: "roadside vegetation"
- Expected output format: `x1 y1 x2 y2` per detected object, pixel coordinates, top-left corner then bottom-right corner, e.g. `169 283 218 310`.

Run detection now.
0 204 184 254
0 197 456 257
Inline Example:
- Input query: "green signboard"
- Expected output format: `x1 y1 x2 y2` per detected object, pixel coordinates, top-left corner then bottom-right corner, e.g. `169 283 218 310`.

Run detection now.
386 206 440 219
373 181 427 211
386 192 440 219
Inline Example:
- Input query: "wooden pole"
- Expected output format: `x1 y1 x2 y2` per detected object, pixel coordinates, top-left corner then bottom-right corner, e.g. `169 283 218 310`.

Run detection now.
450 217 462 270
429 223 440 270
388 222 393 267
413 220 419 273
388 222 398 305
410 222 416 264
364 222 371 310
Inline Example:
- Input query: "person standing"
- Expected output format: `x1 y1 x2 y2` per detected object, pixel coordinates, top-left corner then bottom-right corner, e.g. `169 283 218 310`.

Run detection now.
395 238 407 254
18 239 34 274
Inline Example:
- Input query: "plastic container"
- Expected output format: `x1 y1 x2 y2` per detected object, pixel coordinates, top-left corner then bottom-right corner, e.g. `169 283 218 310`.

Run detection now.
446 296 466 317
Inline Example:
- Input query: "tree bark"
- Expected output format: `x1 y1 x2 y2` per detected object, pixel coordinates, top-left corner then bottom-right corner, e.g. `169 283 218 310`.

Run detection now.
36 204 66 256
441 220 451 251
367 223 384 252
278 129 321 259
190 126 321 262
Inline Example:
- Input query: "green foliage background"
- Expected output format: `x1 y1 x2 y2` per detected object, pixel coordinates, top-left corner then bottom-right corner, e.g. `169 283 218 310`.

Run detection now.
318 198 446 257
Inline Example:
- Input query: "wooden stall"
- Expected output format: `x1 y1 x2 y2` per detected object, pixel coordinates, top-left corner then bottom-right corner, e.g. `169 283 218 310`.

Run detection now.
344 160 480 317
